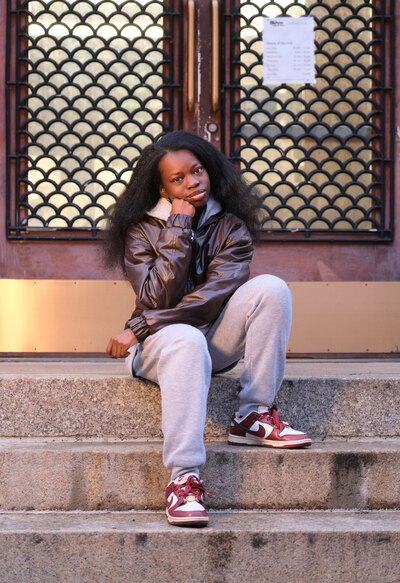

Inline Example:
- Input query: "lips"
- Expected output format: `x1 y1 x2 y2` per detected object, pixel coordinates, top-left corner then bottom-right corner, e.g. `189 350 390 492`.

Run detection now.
188 189 207 201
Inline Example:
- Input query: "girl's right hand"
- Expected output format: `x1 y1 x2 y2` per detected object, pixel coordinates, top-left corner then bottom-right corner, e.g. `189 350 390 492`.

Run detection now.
171 198 196 217
106 328 138 358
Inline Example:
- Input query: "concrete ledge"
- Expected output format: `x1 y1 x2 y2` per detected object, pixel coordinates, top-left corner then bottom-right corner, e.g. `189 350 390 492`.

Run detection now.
1 439 400 512
0 510 400 583
1 360 400 438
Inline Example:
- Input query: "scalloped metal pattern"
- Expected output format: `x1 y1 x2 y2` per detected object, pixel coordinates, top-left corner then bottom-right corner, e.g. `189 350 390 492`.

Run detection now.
6 0 179 239
227 0 394 240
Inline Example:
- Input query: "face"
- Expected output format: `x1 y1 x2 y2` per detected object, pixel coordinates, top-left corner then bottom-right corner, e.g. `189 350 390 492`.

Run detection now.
158 149 210 209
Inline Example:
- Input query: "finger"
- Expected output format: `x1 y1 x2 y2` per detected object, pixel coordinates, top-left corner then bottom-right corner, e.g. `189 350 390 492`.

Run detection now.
120 345 129 358
106 338 113 355
110 340 121 359
116 343 128 359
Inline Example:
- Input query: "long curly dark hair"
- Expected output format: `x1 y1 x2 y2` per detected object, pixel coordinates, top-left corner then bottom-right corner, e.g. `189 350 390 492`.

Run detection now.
103 131 259 269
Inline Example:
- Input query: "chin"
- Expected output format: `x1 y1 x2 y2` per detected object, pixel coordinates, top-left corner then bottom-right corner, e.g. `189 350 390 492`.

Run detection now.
196 197 209 209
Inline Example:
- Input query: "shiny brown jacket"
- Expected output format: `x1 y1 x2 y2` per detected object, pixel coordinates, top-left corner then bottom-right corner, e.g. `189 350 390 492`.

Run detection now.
125 198 254 342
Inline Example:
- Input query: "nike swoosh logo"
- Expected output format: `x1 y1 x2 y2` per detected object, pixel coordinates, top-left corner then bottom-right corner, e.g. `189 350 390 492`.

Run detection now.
248 421 268 437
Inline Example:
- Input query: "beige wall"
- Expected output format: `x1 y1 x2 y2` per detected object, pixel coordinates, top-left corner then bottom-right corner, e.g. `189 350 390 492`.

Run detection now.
1 280 399 354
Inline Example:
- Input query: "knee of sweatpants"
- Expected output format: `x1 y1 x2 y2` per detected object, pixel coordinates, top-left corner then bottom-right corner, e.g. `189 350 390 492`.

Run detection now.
160 324 211 362
248 274 291 307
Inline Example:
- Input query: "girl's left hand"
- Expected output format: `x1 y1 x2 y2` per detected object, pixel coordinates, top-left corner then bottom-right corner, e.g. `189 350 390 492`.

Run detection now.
106 328 138 358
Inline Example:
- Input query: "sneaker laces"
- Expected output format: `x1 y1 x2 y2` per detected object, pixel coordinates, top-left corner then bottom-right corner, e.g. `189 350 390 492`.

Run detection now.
172 475 206 503
259 404 286 431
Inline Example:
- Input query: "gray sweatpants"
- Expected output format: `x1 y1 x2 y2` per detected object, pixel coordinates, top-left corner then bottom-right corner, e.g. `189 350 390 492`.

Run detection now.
126 275 292 480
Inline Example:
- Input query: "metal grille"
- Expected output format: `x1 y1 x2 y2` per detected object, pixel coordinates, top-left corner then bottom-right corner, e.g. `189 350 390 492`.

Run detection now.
226 0 395 240
6 0 181 239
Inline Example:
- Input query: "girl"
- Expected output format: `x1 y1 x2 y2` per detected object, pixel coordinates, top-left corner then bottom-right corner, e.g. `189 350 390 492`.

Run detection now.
105 131 311 528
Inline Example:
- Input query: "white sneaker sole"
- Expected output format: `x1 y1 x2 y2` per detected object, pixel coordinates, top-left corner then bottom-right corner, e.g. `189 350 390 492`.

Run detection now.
166 510 209 527
228 433 312 448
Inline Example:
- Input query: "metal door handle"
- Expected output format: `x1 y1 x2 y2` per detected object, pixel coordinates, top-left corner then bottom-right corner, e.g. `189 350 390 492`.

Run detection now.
211 0 219 112
187 0 195 112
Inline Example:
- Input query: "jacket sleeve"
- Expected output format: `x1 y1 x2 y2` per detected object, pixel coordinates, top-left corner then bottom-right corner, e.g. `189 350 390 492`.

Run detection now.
126 218 253 342
124 213 195 311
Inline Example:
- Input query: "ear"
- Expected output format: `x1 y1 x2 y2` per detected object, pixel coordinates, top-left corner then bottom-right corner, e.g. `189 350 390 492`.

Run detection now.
160 186 168 198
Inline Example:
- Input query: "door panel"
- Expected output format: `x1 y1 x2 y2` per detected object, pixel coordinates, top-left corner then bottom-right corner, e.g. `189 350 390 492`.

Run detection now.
6 0 182 239
221 0 394 241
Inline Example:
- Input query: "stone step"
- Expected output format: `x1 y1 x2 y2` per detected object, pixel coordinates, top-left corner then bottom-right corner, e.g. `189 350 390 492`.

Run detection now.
1 510 399 583
1 438 400 512
1 359 400 439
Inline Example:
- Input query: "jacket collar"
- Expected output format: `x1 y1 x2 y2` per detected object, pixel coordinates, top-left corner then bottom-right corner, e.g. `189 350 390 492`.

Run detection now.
146 195 222 226
146 197 171 221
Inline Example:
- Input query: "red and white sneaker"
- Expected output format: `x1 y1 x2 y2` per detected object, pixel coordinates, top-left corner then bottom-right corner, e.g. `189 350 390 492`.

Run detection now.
228 405 312 449
165 473 208 527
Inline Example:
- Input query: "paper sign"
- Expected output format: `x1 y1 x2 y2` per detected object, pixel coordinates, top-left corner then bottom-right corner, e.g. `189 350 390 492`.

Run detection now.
263 17 315 84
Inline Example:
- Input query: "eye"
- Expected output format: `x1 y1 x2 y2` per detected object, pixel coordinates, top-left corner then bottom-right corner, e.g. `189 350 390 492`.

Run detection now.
194 166 204 174
172 176 183 183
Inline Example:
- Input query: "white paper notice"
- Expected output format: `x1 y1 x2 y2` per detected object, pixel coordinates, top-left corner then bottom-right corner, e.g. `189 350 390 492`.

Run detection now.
263 17 315 84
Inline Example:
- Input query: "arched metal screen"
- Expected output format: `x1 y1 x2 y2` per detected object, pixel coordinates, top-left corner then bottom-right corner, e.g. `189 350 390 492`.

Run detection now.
225 0 395 240
6 0 395 242
6 0 181 239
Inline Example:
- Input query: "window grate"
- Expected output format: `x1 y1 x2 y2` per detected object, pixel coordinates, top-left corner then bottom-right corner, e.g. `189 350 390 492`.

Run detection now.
224 0 395 241
6 0 182 240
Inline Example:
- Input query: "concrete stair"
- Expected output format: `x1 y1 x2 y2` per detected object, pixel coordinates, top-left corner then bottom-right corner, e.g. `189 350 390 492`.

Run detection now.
1 511 400 583
1 439 400 512
1 359 400 582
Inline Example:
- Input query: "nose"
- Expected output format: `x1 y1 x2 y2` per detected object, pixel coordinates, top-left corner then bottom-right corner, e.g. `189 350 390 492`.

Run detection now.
186 173 199 189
